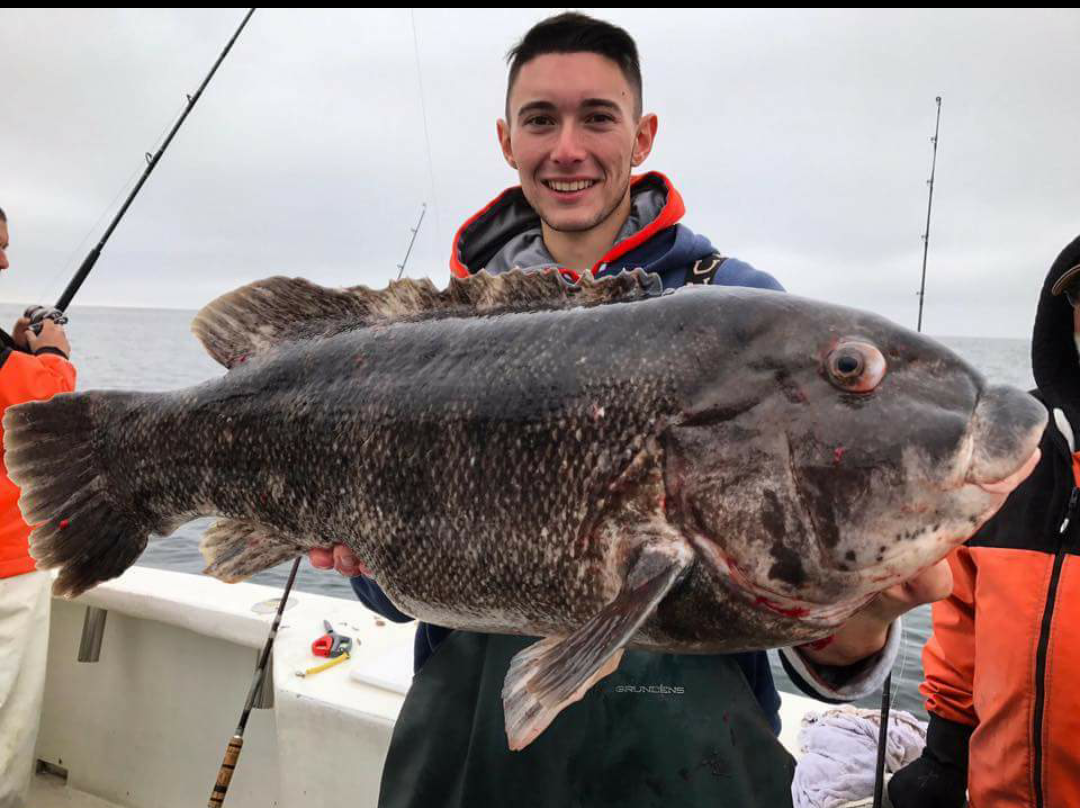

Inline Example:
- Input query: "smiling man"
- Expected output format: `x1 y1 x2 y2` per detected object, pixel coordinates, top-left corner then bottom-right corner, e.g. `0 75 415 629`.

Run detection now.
447 15 783 293
316 13 950 808
492 49 655 273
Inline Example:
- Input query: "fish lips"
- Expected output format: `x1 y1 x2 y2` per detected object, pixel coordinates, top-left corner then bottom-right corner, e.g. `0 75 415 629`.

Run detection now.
974 446 1041 495
965 385 1048 494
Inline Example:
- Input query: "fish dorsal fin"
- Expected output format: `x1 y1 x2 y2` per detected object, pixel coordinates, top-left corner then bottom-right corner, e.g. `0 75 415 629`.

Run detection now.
192 268 661 368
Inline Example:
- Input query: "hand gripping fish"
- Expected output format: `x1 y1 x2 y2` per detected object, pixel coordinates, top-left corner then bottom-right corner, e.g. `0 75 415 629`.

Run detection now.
3 269 1045 750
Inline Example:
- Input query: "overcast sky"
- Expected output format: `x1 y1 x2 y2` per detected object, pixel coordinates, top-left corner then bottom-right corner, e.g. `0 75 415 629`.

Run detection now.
2 8 1078 338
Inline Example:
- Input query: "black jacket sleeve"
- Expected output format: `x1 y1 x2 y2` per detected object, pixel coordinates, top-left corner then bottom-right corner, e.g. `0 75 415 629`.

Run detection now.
350 575 415 623
887 713 972 808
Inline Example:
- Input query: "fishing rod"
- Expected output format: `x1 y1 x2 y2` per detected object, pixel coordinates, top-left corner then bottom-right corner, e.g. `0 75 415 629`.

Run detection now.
871 672 892 808
25 8 257 336
915 96 943 334
873 95 945 808
209 557 301 808
396 203 427 280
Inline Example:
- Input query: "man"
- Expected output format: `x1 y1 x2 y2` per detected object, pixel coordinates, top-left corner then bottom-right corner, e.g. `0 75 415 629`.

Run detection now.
0 207 77 808
314 13 950 806
888 233 1080 808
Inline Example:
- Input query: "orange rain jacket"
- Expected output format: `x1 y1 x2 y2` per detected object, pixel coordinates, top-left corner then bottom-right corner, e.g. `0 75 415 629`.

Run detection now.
0 334 76 578
890 233 1080 808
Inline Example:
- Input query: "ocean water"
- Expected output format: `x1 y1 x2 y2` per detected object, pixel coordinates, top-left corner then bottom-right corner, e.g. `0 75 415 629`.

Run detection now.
0 301 1035 715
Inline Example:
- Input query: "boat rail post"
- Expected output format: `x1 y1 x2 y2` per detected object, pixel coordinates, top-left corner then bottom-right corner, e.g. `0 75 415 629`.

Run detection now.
77 606 108 663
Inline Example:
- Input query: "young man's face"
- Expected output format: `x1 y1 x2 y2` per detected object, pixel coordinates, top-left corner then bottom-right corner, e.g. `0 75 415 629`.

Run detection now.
0 221 9 272
497 52 657 234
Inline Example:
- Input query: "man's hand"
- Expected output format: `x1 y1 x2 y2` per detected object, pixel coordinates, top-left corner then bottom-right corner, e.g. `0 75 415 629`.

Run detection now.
25 319 71 358
799 558 954 667
309 544 370 577
11 317 31 350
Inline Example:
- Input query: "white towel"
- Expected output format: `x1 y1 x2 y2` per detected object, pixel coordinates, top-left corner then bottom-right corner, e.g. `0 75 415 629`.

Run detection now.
792 705 927 808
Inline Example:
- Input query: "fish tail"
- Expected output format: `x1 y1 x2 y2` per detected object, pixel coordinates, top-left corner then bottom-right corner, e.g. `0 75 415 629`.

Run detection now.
3 391 152 597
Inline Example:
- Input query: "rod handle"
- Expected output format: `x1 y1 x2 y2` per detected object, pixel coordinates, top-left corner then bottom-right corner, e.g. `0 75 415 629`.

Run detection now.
208 734 244 808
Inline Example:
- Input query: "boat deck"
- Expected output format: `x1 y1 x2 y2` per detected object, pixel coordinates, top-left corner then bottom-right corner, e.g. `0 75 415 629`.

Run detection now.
28 567 879 808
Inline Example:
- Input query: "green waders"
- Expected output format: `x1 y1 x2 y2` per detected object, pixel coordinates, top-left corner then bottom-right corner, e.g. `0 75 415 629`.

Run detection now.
377 631 796 808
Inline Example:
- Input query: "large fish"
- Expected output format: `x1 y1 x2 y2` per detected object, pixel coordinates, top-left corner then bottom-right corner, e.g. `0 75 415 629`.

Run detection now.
4 269 1045 749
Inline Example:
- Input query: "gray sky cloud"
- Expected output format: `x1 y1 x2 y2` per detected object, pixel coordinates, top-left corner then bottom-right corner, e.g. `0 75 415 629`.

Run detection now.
2 8 1078 337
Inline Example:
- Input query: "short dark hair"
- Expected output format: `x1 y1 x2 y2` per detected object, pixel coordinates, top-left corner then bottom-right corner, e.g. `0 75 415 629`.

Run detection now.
0 207 6 223
505 13 643 120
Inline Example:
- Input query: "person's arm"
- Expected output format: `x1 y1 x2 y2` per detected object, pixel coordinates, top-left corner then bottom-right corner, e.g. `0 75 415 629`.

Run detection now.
309 546 414 623
886 547 976 808
779 558 952 702
350 576 415 623
778 619 903 703
0 320 75 405
710 257 785 292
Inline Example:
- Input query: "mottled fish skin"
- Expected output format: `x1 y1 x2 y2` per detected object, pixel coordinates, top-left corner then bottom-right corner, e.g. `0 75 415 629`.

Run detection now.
5 275 1046 654
98 293 698 636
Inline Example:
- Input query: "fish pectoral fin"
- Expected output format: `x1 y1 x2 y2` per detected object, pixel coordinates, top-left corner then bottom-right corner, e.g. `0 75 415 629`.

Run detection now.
501 541 694 751
200 518 304 583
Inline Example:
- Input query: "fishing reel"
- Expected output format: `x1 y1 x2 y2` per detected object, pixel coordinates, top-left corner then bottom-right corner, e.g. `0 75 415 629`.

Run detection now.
24 305 69 335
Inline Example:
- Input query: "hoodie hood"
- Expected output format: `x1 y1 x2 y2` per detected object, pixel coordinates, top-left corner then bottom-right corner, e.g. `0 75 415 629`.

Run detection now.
1032 233 1080 424
450 172 717 282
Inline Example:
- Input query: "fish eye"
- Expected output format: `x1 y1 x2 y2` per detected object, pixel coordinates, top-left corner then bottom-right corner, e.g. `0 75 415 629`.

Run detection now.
826 341 886 393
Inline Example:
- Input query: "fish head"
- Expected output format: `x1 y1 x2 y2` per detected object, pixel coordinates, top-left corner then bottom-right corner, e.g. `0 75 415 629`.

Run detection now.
662 288 1047 629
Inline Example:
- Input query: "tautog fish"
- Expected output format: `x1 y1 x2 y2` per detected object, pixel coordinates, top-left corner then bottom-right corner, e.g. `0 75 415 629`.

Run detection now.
3 269 1046 749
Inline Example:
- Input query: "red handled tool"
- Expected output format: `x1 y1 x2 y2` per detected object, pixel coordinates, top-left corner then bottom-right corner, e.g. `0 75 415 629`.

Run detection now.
311 620 353 658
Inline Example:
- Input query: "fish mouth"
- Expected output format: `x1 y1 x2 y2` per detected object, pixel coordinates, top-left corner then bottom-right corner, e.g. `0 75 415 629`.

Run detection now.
964 384 1046 493
971 446 1041 495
